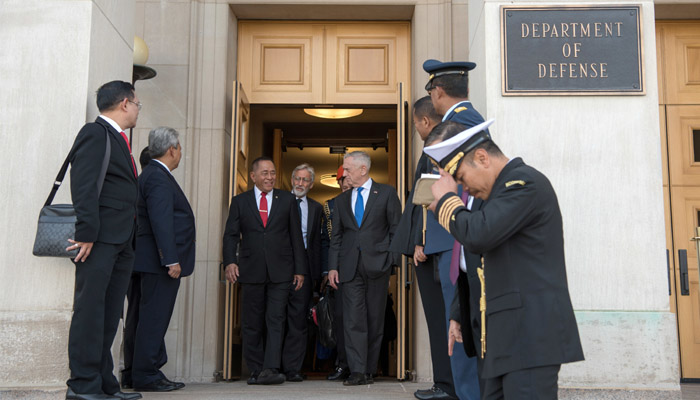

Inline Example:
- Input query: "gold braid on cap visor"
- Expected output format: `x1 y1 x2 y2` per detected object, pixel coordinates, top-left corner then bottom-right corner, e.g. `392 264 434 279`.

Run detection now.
427 153 464 176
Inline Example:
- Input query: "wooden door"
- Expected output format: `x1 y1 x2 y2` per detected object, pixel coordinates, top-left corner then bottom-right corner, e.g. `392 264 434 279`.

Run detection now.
658 21 700 381
666 105 700 379
394 82 412 380
223 81 250 380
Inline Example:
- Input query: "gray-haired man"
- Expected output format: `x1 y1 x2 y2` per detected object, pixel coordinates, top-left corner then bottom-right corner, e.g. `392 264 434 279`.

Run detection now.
328 151 401 385
282 164 323 381
123 127 195 392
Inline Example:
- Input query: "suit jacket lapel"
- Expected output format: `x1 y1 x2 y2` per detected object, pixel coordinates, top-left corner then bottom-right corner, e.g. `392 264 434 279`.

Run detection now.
152 160 194 215
360 181 380 226
97 117 136 182
307 200 316 235
267 189 280 224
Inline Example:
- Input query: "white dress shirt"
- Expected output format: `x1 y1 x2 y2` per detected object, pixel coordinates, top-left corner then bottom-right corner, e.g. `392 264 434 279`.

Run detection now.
99 115 124 133
351 178 372 216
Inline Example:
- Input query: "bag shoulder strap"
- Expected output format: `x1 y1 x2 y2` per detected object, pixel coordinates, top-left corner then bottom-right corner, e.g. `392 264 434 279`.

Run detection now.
44 124 111 206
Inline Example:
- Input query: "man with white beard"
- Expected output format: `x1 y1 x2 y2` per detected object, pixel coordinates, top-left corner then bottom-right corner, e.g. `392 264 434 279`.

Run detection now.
282 163 323 382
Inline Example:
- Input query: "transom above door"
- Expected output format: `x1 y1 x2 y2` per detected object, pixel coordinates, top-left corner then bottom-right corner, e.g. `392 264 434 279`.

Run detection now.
237 21 410 104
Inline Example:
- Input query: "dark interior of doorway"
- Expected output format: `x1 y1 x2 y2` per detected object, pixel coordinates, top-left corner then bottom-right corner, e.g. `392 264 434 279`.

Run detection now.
247 104 401 379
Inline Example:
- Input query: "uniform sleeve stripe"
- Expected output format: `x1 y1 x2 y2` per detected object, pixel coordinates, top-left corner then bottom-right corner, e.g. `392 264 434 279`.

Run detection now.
438 196 464 230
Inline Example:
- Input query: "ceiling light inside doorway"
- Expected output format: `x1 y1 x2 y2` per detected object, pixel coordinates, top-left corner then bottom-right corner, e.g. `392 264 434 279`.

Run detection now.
320 174 340 188
303 108 363 119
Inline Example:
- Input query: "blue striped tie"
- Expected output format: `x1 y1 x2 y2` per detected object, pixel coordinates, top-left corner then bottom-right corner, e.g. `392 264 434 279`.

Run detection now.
355 187 364 227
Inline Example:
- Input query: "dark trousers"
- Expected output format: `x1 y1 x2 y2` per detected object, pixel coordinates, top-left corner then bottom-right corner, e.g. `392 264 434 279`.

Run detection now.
67 240 134 395
121 273 141 386
483 365 561 400
131 272 181 386
241 281 289 373
342 260 390 375
437 250 480 400
332 284 347 369
415 256 456 397
282 275 312 373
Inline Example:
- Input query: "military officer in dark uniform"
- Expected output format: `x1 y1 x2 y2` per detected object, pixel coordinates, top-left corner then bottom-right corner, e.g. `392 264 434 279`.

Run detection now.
425 119 585 399
423 59 487 130
422 59 485 399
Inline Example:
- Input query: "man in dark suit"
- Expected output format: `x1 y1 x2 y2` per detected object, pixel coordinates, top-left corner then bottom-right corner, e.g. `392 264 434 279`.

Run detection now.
426 119 585 399
122 127 195 392
223 157 308 385
328 151 401 386
320 167 352 381
66 81 142 400
121 147 151 392
282 163 323 382
391 97 460 400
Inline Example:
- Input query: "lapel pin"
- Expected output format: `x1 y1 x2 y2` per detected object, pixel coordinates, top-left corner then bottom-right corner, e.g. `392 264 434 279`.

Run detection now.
373 190 378 194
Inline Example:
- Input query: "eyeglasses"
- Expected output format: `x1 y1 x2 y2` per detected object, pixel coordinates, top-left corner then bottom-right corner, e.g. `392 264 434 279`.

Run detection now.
293 176 312 183
425 83 441 94
127 99 143 111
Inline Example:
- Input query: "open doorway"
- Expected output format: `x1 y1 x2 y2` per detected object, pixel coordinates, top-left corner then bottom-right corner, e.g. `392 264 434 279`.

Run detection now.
257 105 399 379
222 94 412 381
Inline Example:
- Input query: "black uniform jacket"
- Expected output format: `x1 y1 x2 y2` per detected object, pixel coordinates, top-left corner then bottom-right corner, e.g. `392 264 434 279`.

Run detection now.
134 160 196 277
69 117 138 244
435 157 584 379
222 188 308 283
328 181 401 282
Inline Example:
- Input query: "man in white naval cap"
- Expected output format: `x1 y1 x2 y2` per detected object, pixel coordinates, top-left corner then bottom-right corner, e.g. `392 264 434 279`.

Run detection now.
424 119 584 399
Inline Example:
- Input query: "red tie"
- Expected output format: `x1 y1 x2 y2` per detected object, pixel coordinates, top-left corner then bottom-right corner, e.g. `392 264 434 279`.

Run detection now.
120 131 138 178
260 192 268 227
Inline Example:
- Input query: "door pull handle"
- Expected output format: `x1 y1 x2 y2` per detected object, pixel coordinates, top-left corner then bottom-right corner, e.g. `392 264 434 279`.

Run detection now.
679 249 690 296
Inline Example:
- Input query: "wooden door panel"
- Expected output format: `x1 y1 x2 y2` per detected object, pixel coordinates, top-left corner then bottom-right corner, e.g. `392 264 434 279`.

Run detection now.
662 23 700 105
667 106 700 187
325 23 410 104
670 186 700 379
238 22 324 104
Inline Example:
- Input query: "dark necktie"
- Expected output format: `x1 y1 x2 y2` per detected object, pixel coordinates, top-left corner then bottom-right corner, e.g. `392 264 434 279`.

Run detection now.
297 198 302 220
355 187 364 227
449 191 470 284
260 192 268 227
119 131 138 178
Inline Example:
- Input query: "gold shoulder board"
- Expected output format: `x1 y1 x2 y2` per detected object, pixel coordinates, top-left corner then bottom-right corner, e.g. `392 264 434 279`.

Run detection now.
454 106 468 113
505 180 525 188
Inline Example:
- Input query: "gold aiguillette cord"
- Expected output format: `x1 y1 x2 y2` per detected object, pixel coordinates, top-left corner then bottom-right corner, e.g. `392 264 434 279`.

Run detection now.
478 256 486 358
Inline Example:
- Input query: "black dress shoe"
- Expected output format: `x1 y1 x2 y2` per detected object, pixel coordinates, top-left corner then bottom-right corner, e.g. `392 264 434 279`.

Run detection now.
65 387 118 400
414 385 458 400
164 377 185 390
256 368 285 385
365 373 374 384
327 367 350 381
133 378 178 392
342 372 368 386
286 371 304 382
247 372 259 385
108 392 142 400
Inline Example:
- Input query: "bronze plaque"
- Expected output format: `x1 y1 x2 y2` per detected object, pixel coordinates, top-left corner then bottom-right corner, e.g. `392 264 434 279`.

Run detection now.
501 5 644 95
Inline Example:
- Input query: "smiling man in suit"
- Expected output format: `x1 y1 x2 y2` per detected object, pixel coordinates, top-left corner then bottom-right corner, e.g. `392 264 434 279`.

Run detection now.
122 127 195 392
327 151 401 386
66 81 142 400
223 157 308 385
282 163 323 382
